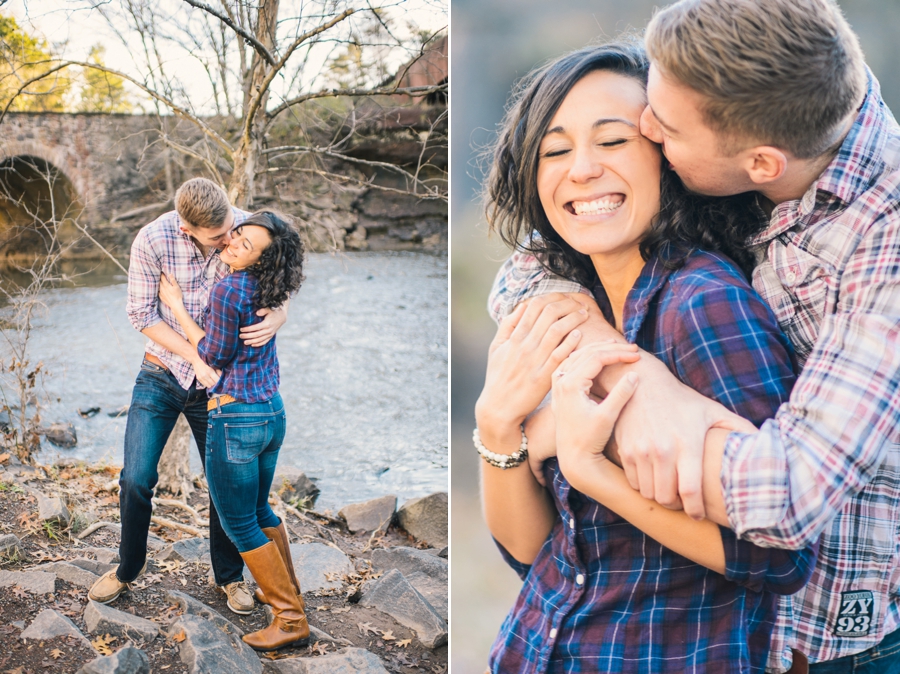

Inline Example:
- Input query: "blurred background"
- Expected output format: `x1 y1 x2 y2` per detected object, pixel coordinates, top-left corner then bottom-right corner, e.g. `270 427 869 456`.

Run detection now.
449 0 900 672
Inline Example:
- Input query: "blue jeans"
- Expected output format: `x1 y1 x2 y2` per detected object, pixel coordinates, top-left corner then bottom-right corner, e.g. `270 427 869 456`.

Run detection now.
205 393 285 553
117 360 244 585
809 627 900 673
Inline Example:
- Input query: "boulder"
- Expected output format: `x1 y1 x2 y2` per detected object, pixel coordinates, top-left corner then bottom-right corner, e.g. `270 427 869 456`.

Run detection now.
289 542 353 592
76 646 150 674
70 556 117 576
0 533 24 559
171 614 262 674
406 571 447 622
37 561 99 589
156 537 209 563
265 647 389 673
84 600 160 643
272 466 320 507
370 546 447 583
360 569 447 648
20 609 91 647
396 492 447 547
42 422 77 448
166 589 244 636
37 493 71 526
80 547 120 564
0 569 55 594
338 495 396 533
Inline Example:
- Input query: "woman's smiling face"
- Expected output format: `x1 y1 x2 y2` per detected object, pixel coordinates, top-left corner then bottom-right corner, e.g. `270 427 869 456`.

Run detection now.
537 70 662 263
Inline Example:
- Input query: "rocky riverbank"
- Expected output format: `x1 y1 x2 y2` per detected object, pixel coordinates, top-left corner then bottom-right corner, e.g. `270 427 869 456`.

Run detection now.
0 456 448 674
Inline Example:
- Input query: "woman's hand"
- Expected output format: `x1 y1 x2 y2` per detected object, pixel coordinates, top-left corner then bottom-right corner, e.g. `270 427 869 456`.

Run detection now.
158 273 184 310
475 294 590 443
524 404 557 487
552 342 640 483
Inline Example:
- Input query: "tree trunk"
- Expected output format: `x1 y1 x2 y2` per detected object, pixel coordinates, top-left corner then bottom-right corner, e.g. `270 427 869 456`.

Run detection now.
157 413 193 499
228 0 279 208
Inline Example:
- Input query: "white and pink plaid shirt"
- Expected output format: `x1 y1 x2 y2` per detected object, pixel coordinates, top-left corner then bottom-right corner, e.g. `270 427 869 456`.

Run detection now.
487 73 900 671
126 207 250 390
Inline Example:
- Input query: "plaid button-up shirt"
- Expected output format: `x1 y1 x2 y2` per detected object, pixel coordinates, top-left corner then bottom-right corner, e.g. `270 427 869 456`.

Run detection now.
489 250 816 674
486 73 900 672
199 271 279 403
126 208 250 390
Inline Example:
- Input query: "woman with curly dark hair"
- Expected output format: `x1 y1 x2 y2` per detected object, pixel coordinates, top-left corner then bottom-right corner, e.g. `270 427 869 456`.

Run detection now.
158 210 308 652
475 42 818 672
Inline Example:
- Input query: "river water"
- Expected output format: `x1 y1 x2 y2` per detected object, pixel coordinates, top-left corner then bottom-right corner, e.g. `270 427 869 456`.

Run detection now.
10 252 447 510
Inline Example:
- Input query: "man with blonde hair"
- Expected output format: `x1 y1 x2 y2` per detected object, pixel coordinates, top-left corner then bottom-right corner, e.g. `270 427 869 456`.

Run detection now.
89 178 288 615
489 0 900 671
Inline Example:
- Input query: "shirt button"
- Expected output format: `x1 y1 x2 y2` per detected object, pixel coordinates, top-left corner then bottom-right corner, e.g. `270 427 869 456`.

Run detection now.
785 270 797 284
549 628 558 639
576 574 585 586
569 518 575 530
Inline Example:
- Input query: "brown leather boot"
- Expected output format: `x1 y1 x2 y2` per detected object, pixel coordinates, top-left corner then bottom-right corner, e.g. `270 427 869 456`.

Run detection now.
240 541 310 651
253 521 303 609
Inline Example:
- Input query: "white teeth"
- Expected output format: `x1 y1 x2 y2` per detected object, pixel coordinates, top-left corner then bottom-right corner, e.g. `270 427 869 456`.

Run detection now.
572 196 624 215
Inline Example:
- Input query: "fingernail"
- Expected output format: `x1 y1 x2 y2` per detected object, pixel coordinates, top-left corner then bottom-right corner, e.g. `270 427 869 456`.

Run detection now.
579 309 587 315
625 373 638 385
572 329 581 337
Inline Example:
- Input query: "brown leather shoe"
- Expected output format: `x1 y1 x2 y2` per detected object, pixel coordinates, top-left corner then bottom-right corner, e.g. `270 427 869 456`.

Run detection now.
88 561 147 604
253 521 303 609
218 580 254 615
240 541 309 651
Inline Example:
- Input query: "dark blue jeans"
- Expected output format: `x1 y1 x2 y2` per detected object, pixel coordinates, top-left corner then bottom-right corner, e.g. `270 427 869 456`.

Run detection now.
205 394 285 553
810 627 900 673
117 360 244 585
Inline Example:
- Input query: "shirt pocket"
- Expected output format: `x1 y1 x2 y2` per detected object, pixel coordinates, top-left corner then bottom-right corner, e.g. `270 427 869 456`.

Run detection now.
224 420 271 464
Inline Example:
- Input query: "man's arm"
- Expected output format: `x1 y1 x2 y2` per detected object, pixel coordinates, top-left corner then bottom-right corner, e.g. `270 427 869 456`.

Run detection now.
239 297 289 347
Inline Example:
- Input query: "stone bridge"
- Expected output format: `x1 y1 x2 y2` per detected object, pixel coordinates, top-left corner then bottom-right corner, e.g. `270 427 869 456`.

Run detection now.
0 106 447 258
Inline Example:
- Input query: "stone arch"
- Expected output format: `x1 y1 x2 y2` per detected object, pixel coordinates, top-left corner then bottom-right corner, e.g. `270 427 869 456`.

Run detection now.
0 148 84 258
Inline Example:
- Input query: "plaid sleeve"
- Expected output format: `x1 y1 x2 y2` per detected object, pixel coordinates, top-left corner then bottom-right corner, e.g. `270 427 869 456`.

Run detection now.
487 250 589 325
721 528 819 595
197 281 240 369
722 208 900 549
493 537 533 581
125 227 164 332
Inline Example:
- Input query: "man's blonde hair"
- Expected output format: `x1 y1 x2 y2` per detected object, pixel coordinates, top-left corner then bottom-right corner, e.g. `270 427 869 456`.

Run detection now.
645 0 866 158
175 178 231 229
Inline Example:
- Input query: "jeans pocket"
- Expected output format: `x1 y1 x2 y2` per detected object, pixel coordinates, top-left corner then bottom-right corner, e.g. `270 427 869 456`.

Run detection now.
224 420 270 464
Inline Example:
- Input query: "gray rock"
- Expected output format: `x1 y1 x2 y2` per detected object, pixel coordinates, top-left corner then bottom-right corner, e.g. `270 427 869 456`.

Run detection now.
37 493 71 526
76 646 150 674
360 569 447 648
166 589 244 636
42 422 77 448
11 621 25 629
80 547 120 564
84 600 160 643
156 537 209 563
289 542 353 592
265 647 388 673
338 495 396 533
37 561 99 589
172 614 262 674
405 571 447 621
20 609 91 647
70 556 118 576
272 466 320 507
0 534 24 559
262 606 352 646
370 546 448 583
0 569 55 594
396 492 447 548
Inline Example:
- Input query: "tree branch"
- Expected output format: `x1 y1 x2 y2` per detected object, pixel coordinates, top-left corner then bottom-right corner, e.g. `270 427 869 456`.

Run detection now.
180 0 276 66
0 63 71 126
266 84 447 124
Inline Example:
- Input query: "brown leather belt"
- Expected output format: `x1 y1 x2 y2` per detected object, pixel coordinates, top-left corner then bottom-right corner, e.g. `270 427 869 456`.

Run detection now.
144 353 169 371
207 394 238 411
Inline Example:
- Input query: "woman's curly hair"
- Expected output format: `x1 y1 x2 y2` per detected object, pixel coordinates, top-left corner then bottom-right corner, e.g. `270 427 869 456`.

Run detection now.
484 40 763 285
240 210 305 309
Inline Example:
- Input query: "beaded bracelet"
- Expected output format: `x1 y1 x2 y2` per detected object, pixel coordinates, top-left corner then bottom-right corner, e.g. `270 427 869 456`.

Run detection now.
473 426 529 469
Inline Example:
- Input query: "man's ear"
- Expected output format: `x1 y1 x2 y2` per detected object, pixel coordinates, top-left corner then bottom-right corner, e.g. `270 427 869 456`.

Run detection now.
740 146 788 186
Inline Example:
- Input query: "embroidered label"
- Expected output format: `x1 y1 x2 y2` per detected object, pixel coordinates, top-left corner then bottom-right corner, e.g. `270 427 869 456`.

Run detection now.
834 590 874 637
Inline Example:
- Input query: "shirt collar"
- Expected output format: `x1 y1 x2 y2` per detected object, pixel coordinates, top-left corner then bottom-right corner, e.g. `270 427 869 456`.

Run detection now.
750 70 899 245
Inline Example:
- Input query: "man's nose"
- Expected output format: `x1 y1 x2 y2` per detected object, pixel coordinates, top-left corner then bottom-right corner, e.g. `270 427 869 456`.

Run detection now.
640 105 663 144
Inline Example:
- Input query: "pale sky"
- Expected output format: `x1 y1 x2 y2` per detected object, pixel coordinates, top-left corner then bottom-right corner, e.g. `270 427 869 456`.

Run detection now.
8 0 447 114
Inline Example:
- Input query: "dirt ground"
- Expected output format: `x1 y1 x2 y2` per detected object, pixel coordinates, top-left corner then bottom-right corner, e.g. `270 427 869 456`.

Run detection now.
0 462 447 674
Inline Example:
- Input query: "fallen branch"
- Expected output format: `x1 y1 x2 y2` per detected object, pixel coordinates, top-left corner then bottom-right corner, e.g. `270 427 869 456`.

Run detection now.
76 521 118 540
152 498 209 527
150 515 204 537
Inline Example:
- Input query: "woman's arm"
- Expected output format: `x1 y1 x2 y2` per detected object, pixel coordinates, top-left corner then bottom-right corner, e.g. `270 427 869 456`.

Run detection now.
159 273 206 348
